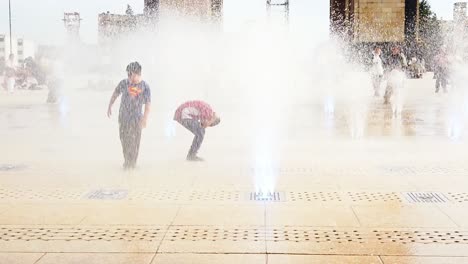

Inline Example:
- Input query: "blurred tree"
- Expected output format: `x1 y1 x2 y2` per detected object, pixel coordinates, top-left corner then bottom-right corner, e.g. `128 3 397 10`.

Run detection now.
418 0 443 70
125 4 137 29
126 5 134 16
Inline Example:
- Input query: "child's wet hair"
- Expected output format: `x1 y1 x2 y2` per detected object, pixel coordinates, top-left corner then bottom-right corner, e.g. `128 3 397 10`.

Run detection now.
126 62 142 75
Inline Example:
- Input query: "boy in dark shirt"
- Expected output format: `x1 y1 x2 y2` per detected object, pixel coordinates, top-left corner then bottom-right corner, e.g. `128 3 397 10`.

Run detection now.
107 62 151 169
384 45 407 104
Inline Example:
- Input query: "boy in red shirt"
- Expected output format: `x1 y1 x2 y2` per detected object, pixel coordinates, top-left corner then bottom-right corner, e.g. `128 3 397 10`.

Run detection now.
174 101 220 161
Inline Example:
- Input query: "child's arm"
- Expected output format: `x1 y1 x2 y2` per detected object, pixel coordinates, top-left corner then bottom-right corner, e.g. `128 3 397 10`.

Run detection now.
107 82 122 118
141 103 151 128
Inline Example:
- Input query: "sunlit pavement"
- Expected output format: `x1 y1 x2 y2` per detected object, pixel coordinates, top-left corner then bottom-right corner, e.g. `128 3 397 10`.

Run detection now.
1 76 468 263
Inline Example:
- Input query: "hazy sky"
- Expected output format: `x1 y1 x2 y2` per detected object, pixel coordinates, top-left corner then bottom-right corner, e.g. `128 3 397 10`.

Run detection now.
0 0 458 45
430 0 462 20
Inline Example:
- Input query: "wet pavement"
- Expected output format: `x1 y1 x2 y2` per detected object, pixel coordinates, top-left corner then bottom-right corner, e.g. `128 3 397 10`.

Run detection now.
1 76 468 263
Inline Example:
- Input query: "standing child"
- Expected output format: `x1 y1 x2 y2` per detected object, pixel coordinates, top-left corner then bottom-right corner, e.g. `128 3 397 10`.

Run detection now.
4 54 17 93
370 46 384 97
434 48 449 93
384 45 407 104
107 62 151 169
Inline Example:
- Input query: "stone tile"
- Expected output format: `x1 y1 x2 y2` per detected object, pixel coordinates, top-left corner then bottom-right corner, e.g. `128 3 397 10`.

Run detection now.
438 205 468 228
0 253 44 264
352 205 457 228
0 240 160 253
274 177 340 189
268 255 382 264
266 204 360 227
152 253 266 263
0 224 166 252
0 204 86 225
0 204 12 214
410 178 468 191
179 188 253 205
267 240 385 255
158 226 266 254
158 239 266 254
192 176 256 188
37 253 155 264
381 256 468 264
173 205 264 226
337 177 416 190
267 239 468 256
79 205 179 225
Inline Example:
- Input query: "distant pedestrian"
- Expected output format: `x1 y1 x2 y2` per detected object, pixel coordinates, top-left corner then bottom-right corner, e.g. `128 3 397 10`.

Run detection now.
370 46 384 97
4 54 17 93
407 57 425 79
384 45 407 104
107 62 151 169
434 48 449 93
174 100 220 161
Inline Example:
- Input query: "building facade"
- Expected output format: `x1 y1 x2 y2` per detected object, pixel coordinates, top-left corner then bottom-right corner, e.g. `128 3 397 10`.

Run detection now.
63 12 82 42
330 0 419 43
454 2 467 22
0 35 36 66
98 12 148 44
145 0 222 20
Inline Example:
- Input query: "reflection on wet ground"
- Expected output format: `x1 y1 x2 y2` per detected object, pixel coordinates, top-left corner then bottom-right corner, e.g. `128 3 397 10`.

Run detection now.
0 94 457 138
348 102 446 137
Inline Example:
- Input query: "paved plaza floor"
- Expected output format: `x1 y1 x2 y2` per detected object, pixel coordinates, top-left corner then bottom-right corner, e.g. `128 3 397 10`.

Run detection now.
1 76 468 263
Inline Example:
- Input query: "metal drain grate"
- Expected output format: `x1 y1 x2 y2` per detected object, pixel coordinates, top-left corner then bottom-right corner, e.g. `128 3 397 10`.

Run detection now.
250 192 282 202
85 189 128 200
403 192 450 203
0 164 27 172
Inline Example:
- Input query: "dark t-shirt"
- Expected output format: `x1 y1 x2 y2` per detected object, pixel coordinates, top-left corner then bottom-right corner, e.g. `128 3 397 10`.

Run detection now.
387 53 407 71
115 79 151 123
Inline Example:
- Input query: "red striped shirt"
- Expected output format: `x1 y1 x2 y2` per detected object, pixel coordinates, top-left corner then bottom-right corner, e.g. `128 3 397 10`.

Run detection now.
174 101 214 122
